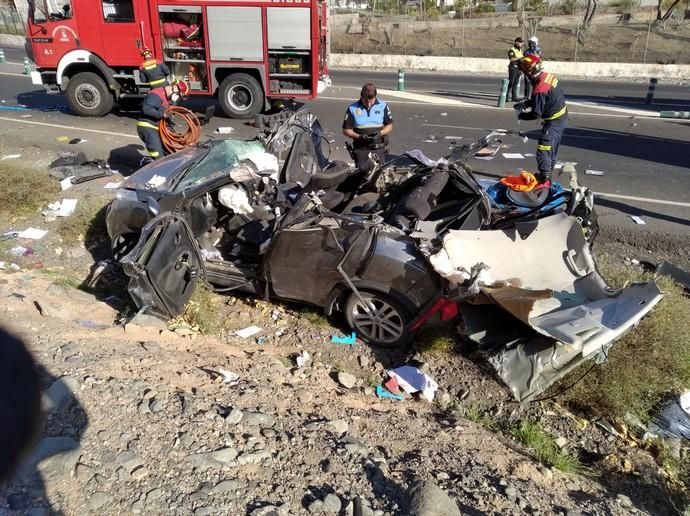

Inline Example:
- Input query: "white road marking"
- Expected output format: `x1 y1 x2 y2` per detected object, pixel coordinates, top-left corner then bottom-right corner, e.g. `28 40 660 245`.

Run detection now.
0 71 30 78
566 100 659 117
0 115 138 138
595 191 690 208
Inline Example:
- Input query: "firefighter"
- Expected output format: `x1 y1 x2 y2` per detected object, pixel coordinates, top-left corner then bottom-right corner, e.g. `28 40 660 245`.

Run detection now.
139 48 171 88
507 37 524 103
342 83 393 173
523 36 542 99
137 80 189 162
516 55 568 186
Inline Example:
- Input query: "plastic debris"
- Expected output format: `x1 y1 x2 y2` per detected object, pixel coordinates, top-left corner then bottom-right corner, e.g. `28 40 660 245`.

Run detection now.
387 366 439 402
629 215 646 225
215 126 235 134
9 246 32 256
440 112 448 116
331 332 357 345
104 181 122 189
1 154 21 160
0 261 5 270
650 391 690 440
255 336 267 345
10 263 21 271
270 309 281 321
45 199 78 217
218 368 240 385
18 228 47 240
145 174 166 189
55 136 69 142
73 319 110 330
585 169 605 176
502 153 525 159
69 138 88 144
444 136 463 140
235 325 262 339
60 177 74 191
274 327 287 337
375 385 404 401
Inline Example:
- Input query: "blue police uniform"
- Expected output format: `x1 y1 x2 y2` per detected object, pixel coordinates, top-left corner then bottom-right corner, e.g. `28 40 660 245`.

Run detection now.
343 98 393 172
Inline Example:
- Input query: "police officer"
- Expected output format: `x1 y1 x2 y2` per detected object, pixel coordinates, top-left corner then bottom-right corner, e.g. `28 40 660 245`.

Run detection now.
139 47 171 88
516 55 568 185
342 83 393 172
523 36 542 99
507 37 524 103
137 80 188 162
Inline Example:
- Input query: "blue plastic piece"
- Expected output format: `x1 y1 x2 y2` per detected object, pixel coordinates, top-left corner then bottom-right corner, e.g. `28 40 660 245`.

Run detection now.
331 332 356 345
375 385 404 401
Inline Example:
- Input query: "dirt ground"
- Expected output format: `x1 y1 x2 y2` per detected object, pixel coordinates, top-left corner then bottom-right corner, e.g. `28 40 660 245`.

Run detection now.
333 20 690 65
0 141 688 515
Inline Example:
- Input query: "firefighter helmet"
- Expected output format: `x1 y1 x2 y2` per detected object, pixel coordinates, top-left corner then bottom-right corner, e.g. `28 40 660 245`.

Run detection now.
140 47 153 58
174 80 190 98
519 54 542 76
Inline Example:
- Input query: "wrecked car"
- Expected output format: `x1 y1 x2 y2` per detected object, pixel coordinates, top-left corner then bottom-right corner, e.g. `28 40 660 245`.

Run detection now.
108 110 662 400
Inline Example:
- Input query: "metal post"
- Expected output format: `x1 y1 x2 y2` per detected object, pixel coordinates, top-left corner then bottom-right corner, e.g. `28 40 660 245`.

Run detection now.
23 57 31 75
0 50 5 64
645 77 657 105
642 18 652 64
659 110 690 119
397 68 405 91
497 79 509 108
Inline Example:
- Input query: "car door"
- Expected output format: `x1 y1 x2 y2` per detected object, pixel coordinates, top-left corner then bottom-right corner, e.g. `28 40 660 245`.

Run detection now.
121 212 203 318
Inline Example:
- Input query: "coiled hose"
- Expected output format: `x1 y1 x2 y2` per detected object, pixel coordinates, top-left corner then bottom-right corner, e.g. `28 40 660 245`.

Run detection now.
159 106 201 153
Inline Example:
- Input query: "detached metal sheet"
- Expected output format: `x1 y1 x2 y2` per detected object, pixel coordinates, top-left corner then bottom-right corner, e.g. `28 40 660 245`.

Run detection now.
207 6 263 61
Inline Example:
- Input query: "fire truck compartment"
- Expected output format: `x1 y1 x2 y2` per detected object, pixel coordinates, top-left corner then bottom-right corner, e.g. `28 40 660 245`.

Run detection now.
207 6 264 62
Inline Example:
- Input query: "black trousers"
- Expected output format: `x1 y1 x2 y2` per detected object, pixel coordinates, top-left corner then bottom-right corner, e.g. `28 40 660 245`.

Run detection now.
508 65 522 102
137 125 165 160
353 147 385 173
536 117 568 181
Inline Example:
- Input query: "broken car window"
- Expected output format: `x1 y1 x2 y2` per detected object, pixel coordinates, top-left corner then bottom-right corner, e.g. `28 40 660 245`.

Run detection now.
172 140 267 193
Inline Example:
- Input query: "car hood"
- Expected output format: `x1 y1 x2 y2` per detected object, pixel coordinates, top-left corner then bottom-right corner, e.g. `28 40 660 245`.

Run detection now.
123 147 202 192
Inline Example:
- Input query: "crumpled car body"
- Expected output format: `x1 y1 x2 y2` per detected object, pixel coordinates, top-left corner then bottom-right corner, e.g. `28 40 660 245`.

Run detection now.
109 111 662 399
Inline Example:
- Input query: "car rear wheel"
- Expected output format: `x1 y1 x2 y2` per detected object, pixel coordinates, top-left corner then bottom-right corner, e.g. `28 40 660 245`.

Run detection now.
66 71 114 117
344 290 412 348
218 73 264 119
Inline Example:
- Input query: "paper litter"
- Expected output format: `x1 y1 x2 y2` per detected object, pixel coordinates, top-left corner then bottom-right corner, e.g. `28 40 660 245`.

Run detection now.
387 366 439 402
60 177 74 190
502 153 525 159
234 325 262 339
630 215 646 225
18 228 48 240
1 154 21 160
585 169 605 176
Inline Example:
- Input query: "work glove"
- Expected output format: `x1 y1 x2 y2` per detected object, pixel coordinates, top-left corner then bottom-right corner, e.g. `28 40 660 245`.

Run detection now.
359 134 374 144
513 101 527 112
517 112 530 121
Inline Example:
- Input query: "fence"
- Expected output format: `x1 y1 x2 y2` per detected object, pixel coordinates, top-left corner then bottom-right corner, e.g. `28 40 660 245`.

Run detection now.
331 6 690 64
0 6 25 35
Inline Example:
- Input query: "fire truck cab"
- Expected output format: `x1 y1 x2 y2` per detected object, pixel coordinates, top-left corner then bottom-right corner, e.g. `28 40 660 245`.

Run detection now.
26 0 330 118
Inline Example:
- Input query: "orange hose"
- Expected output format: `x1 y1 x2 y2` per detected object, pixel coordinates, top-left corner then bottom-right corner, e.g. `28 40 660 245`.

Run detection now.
159 106 201 153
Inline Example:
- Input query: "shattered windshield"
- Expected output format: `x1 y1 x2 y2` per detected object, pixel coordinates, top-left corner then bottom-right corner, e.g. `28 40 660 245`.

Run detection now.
173 140 267 193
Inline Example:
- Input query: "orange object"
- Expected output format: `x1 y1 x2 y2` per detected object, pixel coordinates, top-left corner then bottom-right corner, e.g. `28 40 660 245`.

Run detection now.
500 171 538 192
159 106 201 153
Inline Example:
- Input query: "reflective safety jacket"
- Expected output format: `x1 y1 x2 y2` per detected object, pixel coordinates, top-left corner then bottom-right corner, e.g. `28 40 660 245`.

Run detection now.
342 98 393 136
138 88 169 130
508 46 523 67
519 72 568 122
139 59 170 87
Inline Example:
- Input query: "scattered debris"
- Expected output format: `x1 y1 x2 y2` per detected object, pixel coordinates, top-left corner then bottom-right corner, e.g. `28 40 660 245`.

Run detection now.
295 350 311 368
1 154 21 160
104 182 122 189
18 228 48 240
375 385 404 401
60 177 74 191
10 245 32 257
218 368 240 385
654 261 690 291
585 169 605 176
73 319 110 330
444 136 463 140
235 325 262 339
215 126 235 134
274 327 287 337
55 136 69 142
337 371 357 389
69 138 88 144
440 112 447 116
650 391 690 440
554 161 577 170
502 153 525 159
44 199 78 218
255 336 267 345
145 174 166 189
629 215 646 225
387 366 439 402
331 332 356 345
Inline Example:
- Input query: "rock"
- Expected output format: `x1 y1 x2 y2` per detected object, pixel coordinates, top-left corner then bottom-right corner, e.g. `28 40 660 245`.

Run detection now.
262 428 276 439
149 399 164 413
326 419 349 435
250 505 287 516
436 390 452 410
616 494 633 508
194 507 216 515
342 436 367 456
146 487 164 502
131 465 149 480
41 376 79 412
73 463 94 481
225 408 244 426
435 471 450 481
212 479 240 494
242 411 276 428
89 492 113 511
358 355 369 367
209 447 239 465
555 437 568 449
17 437 80 482
337 371 357 389
308 500 324 513
295 388 314 404
238 451 271 466
322 493 342 513
131 499 145 514
505 486 517 502
407 480 461 516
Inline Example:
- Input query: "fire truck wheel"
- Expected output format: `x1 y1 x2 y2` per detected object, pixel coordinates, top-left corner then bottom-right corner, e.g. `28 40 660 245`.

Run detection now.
66 72 114 117
219 73 263 119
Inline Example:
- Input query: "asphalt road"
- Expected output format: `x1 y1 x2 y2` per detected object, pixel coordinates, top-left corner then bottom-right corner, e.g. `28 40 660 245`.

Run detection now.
1 44 689 241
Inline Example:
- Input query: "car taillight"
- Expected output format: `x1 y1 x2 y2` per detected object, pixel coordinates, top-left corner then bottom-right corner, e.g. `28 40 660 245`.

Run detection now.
409 297 459 331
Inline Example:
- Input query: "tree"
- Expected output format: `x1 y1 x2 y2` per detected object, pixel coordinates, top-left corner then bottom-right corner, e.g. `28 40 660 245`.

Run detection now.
656 0 682 21
578 0 597 45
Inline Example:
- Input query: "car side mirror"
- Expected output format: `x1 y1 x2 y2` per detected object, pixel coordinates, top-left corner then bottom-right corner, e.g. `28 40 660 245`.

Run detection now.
147 196 161 216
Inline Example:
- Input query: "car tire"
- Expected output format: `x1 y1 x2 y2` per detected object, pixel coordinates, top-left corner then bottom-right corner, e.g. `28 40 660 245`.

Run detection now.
344 290 413 348
66 71 114 117
218 73 264 119
112 233 139 261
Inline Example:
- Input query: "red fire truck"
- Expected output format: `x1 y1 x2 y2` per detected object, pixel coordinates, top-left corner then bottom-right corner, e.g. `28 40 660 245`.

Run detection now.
25 0 330 118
